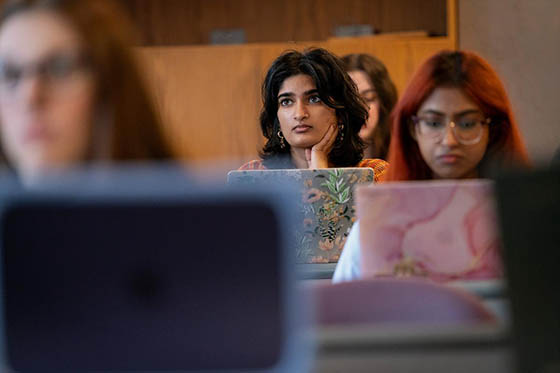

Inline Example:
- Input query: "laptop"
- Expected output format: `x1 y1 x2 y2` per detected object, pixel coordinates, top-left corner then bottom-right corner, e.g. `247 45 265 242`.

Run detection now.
494 167 560 373
356 180 502 281
0 169 307 372
227 168 374 265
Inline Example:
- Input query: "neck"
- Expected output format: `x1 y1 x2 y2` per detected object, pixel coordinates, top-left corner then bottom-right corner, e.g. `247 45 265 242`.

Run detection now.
290 147 309 169
461 168 480 179
363 145 375 159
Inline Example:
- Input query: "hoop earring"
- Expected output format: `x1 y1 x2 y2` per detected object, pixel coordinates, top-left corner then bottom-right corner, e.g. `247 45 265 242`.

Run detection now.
277 130 286 149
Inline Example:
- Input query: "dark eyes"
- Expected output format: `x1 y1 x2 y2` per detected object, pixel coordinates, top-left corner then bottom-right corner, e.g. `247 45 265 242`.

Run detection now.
423 119 444 128
279 98 293 106
457 120 478 129
0 54 88 88
363 93 378 103
0 64 22 85
308 95 321 104
419 116 483 129
42 57 79 79
278 95 321 106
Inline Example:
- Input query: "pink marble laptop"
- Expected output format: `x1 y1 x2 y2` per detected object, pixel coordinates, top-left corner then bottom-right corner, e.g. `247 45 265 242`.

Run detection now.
357 180 502 282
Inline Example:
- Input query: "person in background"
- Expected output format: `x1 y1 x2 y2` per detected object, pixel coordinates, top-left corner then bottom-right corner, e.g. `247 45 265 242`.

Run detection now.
342 53 397 160
0 0 173 185
333 50 530 282
239 48 387 182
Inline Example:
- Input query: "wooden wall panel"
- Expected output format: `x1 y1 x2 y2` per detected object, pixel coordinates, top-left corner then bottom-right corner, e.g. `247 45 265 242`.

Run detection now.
121 0 447 46
138 45 265 159
137 35 454 162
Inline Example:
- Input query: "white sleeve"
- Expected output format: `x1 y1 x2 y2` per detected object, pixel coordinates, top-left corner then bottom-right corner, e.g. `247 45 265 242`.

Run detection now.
332 222 362 283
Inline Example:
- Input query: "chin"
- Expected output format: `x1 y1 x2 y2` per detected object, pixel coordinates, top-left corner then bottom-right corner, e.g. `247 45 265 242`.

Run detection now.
289 139 320 149
433 170 469 180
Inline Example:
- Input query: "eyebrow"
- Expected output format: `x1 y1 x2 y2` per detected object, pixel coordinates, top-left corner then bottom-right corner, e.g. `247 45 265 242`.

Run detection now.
278 89 319 99
418 109 482 116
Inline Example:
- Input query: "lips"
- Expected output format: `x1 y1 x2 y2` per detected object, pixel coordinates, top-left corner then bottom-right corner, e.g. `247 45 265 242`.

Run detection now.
436 153 462 164
293 124 312 133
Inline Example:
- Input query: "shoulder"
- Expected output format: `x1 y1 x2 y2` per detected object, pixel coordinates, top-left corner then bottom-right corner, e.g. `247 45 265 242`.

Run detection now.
238 159 267 170
357 158 389 183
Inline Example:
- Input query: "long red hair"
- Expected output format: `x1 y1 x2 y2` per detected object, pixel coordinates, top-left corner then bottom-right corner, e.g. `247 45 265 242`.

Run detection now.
385 50 529 181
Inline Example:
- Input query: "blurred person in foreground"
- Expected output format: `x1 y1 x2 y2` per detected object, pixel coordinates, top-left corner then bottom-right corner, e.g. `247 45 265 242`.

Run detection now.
0 0 173 186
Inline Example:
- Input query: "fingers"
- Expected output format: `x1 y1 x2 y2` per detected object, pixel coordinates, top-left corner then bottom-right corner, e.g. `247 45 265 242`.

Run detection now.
308 150 329 169
308 122 338 169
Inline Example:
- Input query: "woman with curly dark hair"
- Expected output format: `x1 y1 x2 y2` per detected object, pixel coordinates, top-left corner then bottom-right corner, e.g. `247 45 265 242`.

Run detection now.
239 48 387 181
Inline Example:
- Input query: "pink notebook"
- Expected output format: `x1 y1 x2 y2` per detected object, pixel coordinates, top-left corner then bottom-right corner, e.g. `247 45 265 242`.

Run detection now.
357 180 502 281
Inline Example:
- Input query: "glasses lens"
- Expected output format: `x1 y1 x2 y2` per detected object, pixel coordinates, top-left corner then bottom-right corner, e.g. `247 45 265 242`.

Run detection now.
40 54 88 82
454 117 483 143
417 116 445 138
0 62 22 88
0 53 90 94
416 115 485 145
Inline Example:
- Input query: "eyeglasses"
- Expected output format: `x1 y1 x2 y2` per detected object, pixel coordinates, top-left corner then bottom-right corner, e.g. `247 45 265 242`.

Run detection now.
0 53 92 95
411 114 491 145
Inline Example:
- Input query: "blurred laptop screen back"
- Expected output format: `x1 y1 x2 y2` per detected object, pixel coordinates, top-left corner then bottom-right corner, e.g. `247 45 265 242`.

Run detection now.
495 168 560 373
1 195 287 371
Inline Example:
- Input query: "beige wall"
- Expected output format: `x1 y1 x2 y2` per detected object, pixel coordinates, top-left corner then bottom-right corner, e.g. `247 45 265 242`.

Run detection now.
458 0 560 163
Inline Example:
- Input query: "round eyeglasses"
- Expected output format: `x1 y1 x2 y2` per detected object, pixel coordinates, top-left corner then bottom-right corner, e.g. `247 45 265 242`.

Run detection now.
411 115 491 145
0 53 92 96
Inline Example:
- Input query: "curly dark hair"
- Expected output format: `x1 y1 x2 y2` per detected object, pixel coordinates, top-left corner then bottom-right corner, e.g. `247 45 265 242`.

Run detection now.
342 53 397 160
259 48 367 168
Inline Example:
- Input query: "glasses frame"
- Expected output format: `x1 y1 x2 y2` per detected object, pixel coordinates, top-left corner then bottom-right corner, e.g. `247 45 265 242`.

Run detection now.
411 115 491 145
0 53 93 96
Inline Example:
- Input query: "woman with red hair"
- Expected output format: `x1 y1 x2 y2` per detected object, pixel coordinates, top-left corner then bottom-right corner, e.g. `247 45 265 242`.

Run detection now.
385 50 529 181
333 50 530 282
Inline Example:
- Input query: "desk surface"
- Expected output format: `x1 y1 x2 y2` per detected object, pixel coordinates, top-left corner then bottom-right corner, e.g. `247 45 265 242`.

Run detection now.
297 265 507 300
448 279 506 299
298 273 510 323
312 323 513 373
